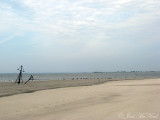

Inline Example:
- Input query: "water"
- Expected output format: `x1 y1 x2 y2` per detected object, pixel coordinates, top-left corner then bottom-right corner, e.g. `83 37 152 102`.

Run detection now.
0 72 160 82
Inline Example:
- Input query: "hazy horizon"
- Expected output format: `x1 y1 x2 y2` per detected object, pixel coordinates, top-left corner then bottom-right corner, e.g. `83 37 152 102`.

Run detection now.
0 71 160 74
0 0 160 73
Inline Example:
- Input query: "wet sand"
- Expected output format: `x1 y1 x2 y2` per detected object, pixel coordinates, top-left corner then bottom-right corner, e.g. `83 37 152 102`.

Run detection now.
0 78 160 120
0 79 110 97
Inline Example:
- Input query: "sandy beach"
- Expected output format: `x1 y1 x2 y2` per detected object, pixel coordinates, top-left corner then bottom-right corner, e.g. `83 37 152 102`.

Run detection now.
0 79 110 97
0 78 160 120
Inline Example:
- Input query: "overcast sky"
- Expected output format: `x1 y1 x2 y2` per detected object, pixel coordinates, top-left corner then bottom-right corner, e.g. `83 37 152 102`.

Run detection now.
0 0 160 73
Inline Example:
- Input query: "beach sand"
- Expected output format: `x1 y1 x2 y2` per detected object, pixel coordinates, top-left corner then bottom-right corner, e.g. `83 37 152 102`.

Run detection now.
0 78 160 120
0 79 109 97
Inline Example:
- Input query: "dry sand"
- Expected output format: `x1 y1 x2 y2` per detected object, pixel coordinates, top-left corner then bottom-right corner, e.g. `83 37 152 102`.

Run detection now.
0 78 160 120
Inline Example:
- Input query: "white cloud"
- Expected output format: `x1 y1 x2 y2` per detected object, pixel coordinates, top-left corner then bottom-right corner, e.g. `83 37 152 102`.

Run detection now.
0 0 160 72
0 2 34 44
0 35 14 44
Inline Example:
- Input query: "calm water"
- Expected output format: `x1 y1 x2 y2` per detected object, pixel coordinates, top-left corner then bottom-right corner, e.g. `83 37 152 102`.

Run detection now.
0 72 160 82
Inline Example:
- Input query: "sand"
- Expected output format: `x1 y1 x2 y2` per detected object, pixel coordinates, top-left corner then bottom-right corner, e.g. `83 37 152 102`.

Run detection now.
0 79 110 97
0 78 160 120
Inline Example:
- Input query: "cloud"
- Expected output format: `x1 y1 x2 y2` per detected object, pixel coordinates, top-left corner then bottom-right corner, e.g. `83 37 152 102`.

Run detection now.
1 0 159 46
0 0 160 72
0 35 14 44
0 1 34 45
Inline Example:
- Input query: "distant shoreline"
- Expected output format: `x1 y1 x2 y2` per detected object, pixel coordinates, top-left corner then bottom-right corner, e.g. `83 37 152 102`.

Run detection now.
1 71 160 82
0 71 160 73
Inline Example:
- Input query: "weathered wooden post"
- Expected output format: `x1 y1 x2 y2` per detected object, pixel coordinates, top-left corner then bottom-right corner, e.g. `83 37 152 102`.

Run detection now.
25 75 34 84
15 65 25 84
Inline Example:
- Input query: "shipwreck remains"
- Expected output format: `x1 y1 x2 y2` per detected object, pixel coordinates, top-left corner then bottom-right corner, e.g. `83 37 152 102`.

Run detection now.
25 75 34 84
15 65 25 84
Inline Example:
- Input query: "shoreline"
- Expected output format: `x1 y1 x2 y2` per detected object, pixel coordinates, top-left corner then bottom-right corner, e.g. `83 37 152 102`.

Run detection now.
0 78 159 98
0 79 114 98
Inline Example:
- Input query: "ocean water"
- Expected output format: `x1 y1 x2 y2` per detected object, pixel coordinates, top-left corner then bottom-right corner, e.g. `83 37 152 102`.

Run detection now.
0 71 160 82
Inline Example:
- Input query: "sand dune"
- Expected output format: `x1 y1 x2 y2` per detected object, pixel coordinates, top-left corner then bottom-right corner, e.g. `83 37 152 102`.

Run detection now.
0 78 160 120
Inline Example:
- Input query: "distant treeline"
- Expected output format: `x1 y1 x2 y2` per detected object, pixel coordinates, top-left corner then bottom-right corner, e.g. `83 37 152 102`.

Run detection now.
93 71 156 73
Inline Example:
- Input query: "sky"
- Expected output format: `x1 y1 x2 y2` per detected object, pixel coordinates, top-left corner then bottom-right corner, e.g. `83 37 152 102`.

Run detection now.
0 0 160 73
